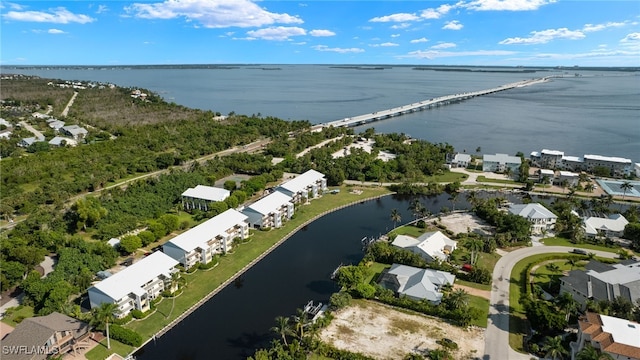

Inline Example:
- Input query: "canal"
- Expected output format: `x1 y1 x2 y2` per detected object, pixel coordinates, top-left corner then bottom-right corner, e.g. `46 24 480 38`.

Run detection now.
135 193 461 359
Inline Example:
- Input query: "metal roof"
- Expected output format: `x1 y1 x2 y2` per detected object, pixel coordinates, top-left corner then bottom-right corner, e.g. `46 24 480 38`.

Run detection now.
181 185 230 202
165 209 248 253
509 203 557 220
244 191 292 215
278 169 325 193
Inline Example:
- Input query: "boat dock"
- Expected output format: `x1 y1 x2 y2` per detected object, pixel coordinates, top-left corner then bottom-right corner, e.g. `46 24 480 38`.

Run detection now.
316 76 552 129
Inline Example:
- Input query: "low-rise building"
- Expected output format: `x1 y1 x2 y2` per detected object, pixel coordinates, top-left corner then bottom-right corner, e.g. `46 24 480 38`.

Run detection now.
60 125 88 140
572 312 640 360
556 171 580 187
47 119 66 131
1 312 91 360
583 214 629 239
88 252 179 317
18 136 44 148
276 169 327 203
560 260 640 308
391 231 457 263
163 209 249 269
538 169 555 183
482 153 521 174
181 185 231 211
450 153 472 168
378 264 455 304
530 149 634 177
48 136 77 147
242 192 294 229
508 203 557 235
583 154 633 177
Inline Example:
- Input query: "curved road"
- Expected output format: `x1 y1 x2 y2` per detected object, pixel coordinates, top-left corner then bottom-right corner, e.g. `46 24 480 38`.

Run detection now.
483 246 618 360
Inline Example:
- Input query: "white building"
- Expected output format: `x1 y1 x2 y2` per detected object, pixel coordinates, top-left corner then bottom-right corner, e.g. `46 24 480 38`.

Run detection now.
583 214 629 239
378 264 455 304
538 169 555 183
450 153 472 168
88 252 179 317
572 312 640 360
583 154 633 177
181 185 231 211
482 153 521 174
163 209 249 269
391 231 457 263
242 192 294 229
48 136 77 147
60 125 88 140
509 203 557 235
276 169 327 203
530 149 634 177
557 171 580 187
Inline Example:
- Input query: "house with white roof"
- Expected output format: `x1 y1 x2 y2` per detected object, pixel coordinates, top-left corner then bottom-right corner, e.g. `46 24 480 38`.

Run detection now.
241 192 293 229
181 185 231 211
378 264 455 304
87 252 179 317
163 209 249 269
509 203 557 235
276 169 327 203
538 169 555 183
556 171 579 187
391 231 457 263
48 136 77 147
482 153 521 174
47 119 66 131
583 214 629 239
572 312 640 360
18 136 44 148
60 125 88 140
450 153 471 168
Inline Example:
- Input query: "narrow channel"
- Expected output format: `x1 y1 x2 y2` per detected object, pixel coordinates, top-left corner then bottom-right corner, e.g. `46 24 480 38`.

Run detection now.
135 193 459 359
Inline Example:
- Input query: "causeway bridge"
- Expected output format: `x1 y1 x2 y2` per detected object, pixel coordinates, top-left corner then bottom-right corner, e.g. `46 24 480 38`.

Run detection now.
318 77 551 129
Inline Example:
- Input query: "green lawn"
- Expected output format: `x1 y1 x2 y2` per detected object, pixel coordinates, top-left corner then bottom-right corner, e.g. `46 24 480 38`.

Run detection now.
85 338 134 360
530 259 586 290
1 305 34 327
468 295 489 328
476 176 521 185
540 237 625 254
389 224 428 238
364 262 391 285
126 185 392 342
455 279 491 292
424 172 467 183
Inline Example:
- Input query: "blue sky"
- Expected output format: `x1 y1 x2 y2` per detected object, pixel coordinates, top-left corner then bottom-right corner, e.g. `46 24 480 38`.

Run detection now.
1 1 639 66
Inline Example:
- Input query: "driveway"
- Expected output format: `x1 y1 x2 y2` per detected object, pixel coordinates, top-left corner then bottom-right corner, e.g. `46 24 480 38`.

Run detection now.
483 246 617 359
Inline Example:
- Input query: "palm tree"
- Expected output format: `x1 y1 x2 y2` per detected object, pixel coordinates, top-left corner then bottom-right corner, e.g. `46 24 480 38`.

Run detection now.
445 288 469 311
466 191 479 208
584 183 595 193
390 208 401 229
566 258 580 270
291 309 308 341
555 291 578 321
546 263 560 275
542 335 568 360
576 344 615 360
541 175 550 193
166 271 181 319
408 199 425 220
620 181 633 203
91 303 117 349
270 316 291 346
449 192 460 211
464 238 483 265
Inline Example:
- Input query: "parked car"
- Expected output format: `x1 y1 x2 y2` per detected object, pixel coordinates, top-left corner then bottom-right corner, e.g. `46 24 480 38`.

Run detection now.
571 248 588 255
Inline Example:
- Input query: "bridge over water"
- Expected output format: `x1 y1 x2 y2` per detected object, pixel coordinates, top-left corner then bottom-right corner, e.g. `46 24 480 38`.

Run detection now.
318 77 552 129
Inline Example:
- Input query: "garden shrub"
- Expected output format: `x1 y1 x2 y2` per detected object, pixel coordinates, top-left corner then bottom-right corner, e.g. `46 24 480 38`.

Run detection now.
109 324 143 346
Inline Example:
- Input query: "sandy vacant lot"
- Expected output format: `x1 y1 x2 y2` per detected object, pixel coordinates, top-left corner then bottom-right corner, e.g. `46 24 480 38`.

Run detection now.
438 212 493 236
320 300 484 360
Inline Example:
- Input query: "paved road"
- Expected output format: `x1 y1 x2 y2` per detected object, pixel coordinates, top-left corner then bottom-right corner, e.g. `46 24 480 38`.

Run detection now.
483 246 617 360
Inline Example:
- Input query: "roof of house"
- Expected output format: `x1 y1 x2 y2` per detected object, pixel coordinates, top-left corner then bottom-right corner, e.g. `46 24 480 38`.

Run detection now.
48 136 76 146
539 169 555 175
61 125 88 135
1 312 89 360
89 252 178 301
541 149 564 156
244 191 292 215
562 260 640 302
165 209 248 253
579 312 640 359
584 214 629 235
584 154 632 164
391 234 421 249
588 261 640 287
453 153 471 162
20 137 43 146
278 169 325 193
392 231 457 262
509 203 557 220
181 185 230 202
563 156 583 162
559 171 579 177
483 153 522 164
48 120 65 129
380 264 455 302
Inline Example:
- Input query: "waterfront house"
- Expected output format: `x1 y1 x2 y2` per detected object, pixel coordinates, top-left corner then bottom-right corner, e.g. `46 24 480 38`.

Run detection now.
181 185 231 211
1 312 91 360
583 214 629 239
508 203 557 235
571 312 640 360
482 153 521 174
391 231 457 263
450 153 471 168
60 125 88 140
538 169 555 183
275 169 327 203
378 264 455 304
88 252 179 317
241 192 294 229
530 148 633 177
163 209 249 269
556 171 579 187
559 260 640 308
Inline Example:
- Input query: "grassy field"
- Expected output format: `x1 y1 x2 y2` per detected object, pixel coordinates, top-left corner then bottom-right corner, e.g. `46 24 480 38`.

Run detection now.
476 176 521 185
455 279 491 292
541 237 632 254
468 294 490 328
389 224 429 238
530 259 586 290
425 172 468 183
85 338 133 360
1 305 34 327
364 262 391 285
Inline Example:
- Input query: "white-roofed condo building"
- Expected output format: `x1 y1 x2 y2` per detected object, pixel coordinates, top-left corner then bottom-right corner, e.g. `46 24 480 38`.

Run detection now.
509 203 557 235
88 252 179 317
391 231 457 263
181 185 231 211
276 169 327 204
378 264 455 304
530 149 634 177
163 209 249 269
242 192 294 229
482 153 521 174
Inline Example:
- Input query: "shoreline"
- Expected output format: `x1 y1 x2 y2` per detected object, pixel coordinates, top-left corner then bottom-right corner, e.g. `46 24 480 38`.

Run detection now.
129 191 393 357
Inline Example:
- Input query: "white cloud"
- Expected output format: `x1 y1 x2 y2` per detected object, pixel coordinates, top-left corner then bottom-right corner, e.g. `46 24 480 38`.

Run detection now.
125 0 303 28
402 49 516 59
421 4 454 19
499 28 585 44
369 13 420 23
464 0 555 11
391 23 411 30
293 41 306 45
621 32 640 42
309 29 335 37
48 28 66 34
96 5 108 14
431 42 457 49
391 34 400 38
370 42 399 47
410 37 429 43
4 7 95 24
443 20 463 30
583 21 627 33
312 45 364 53
246 26 306 41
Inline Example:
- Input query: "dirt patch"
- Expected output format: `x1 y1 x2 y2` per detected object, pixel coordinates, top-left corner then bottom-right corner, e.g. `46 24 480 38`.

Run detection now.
438 212 493 236
320 300 484 359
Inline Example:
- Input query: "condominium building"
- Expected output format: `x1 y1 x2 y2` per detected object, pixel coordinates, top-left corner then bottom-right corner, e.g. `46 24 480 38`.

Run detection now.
482 153 521 173
181 185 231 211
242 191 294 229
276 169 327 203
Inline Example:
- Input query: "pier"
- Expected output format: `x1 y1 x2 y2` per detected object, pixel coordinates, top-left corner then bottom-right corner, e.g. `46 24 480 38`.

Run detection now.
318 77 552 129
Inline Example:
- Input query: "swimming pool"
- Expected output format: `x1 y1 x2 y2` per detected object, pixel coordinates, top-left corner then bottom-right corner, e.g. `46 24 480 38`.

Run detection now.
596 179 640 198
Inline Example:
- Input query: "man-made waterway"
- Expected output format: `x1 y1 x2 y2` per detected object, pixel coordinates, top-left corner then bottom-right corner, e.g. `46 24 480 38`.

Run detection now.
135 194 456 359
